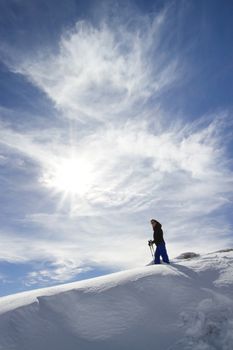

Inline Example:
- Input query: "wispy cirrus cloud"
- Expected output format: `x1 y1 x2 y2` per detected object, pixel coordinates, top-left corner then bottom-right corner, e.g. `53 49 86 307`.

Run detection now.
10 8 179 122
1 114 231 215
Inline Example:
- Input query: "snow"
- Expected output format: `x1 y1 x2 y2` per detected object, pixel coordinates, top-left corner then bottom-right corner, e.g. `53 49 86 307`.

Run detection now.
0 251 233 349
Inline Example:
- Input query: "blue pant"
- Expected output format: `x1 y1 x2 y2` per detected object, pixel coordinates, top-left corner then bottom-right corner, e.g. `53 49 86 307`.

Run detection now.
154 243 170 264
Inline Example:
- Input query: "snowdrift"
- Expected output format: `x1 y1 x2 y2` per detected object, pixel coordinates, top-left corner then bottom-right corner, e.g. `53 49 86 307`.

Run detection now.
0 251 233 350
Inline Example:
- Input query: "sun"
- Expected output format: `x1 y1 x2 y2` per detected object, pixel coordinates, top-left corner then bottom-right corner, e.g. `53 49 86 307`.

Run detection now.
43 156 94 196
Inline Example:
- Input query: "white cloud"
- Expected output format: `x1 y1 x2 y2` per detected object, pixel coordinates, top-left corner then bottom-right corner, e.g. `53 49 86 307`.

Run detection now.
24 263 91 286
11 9 179 122
1 114 231 214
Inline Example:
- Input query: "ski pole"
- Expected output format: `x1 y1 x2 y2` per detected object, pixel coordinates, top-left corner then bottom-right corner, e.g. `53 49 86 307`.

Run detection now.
151 244 155 256
148 240 154 257
152 244 155 255
149 245 153 257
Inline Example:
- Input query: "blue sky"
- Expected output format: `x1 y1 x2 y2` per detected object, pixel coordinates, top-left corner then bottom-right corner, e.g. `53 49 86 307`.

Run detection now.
0 0 233 296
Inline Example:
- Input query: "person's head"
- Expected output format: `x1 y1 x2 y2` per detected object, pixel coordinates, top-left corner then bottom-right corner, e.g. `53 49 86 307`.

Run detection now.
150 219 157 228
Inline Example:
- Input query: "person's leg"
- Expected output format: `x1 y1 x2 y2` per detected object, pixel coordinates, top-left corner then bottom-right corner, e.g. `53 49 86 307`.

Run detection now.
160 243 170 264
154 246 161 264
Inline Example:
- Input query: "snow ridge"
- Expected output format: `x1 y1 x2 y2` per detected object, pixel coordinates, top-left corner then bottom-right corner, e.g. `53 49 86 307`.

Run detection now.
0 251 233 350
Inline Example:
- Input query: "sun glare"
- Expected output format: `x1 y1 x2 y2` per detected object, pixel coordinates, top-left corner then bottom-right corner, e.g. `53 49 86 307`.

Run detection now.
44 157 94 196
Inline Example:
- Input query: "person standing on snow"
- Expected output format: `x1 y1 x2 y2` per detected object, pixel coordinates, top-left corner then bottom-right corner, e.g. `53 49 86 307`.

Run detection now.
149 219 170 264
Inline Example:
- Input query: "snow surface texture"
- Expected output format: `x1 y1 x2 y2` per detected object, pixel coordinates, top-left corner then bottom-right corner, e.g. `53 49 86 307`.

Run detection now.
0 251 233 350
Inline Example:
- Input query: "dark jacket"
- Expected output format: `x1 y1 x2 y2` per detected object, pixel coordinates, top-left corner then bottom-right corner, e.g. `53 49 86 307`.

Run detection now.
153 221 165 246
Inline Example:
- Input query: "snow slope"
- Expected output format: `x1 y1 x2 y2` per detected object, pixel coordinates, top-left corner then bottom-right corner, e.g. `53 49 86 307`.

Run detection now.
0 250 233 350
